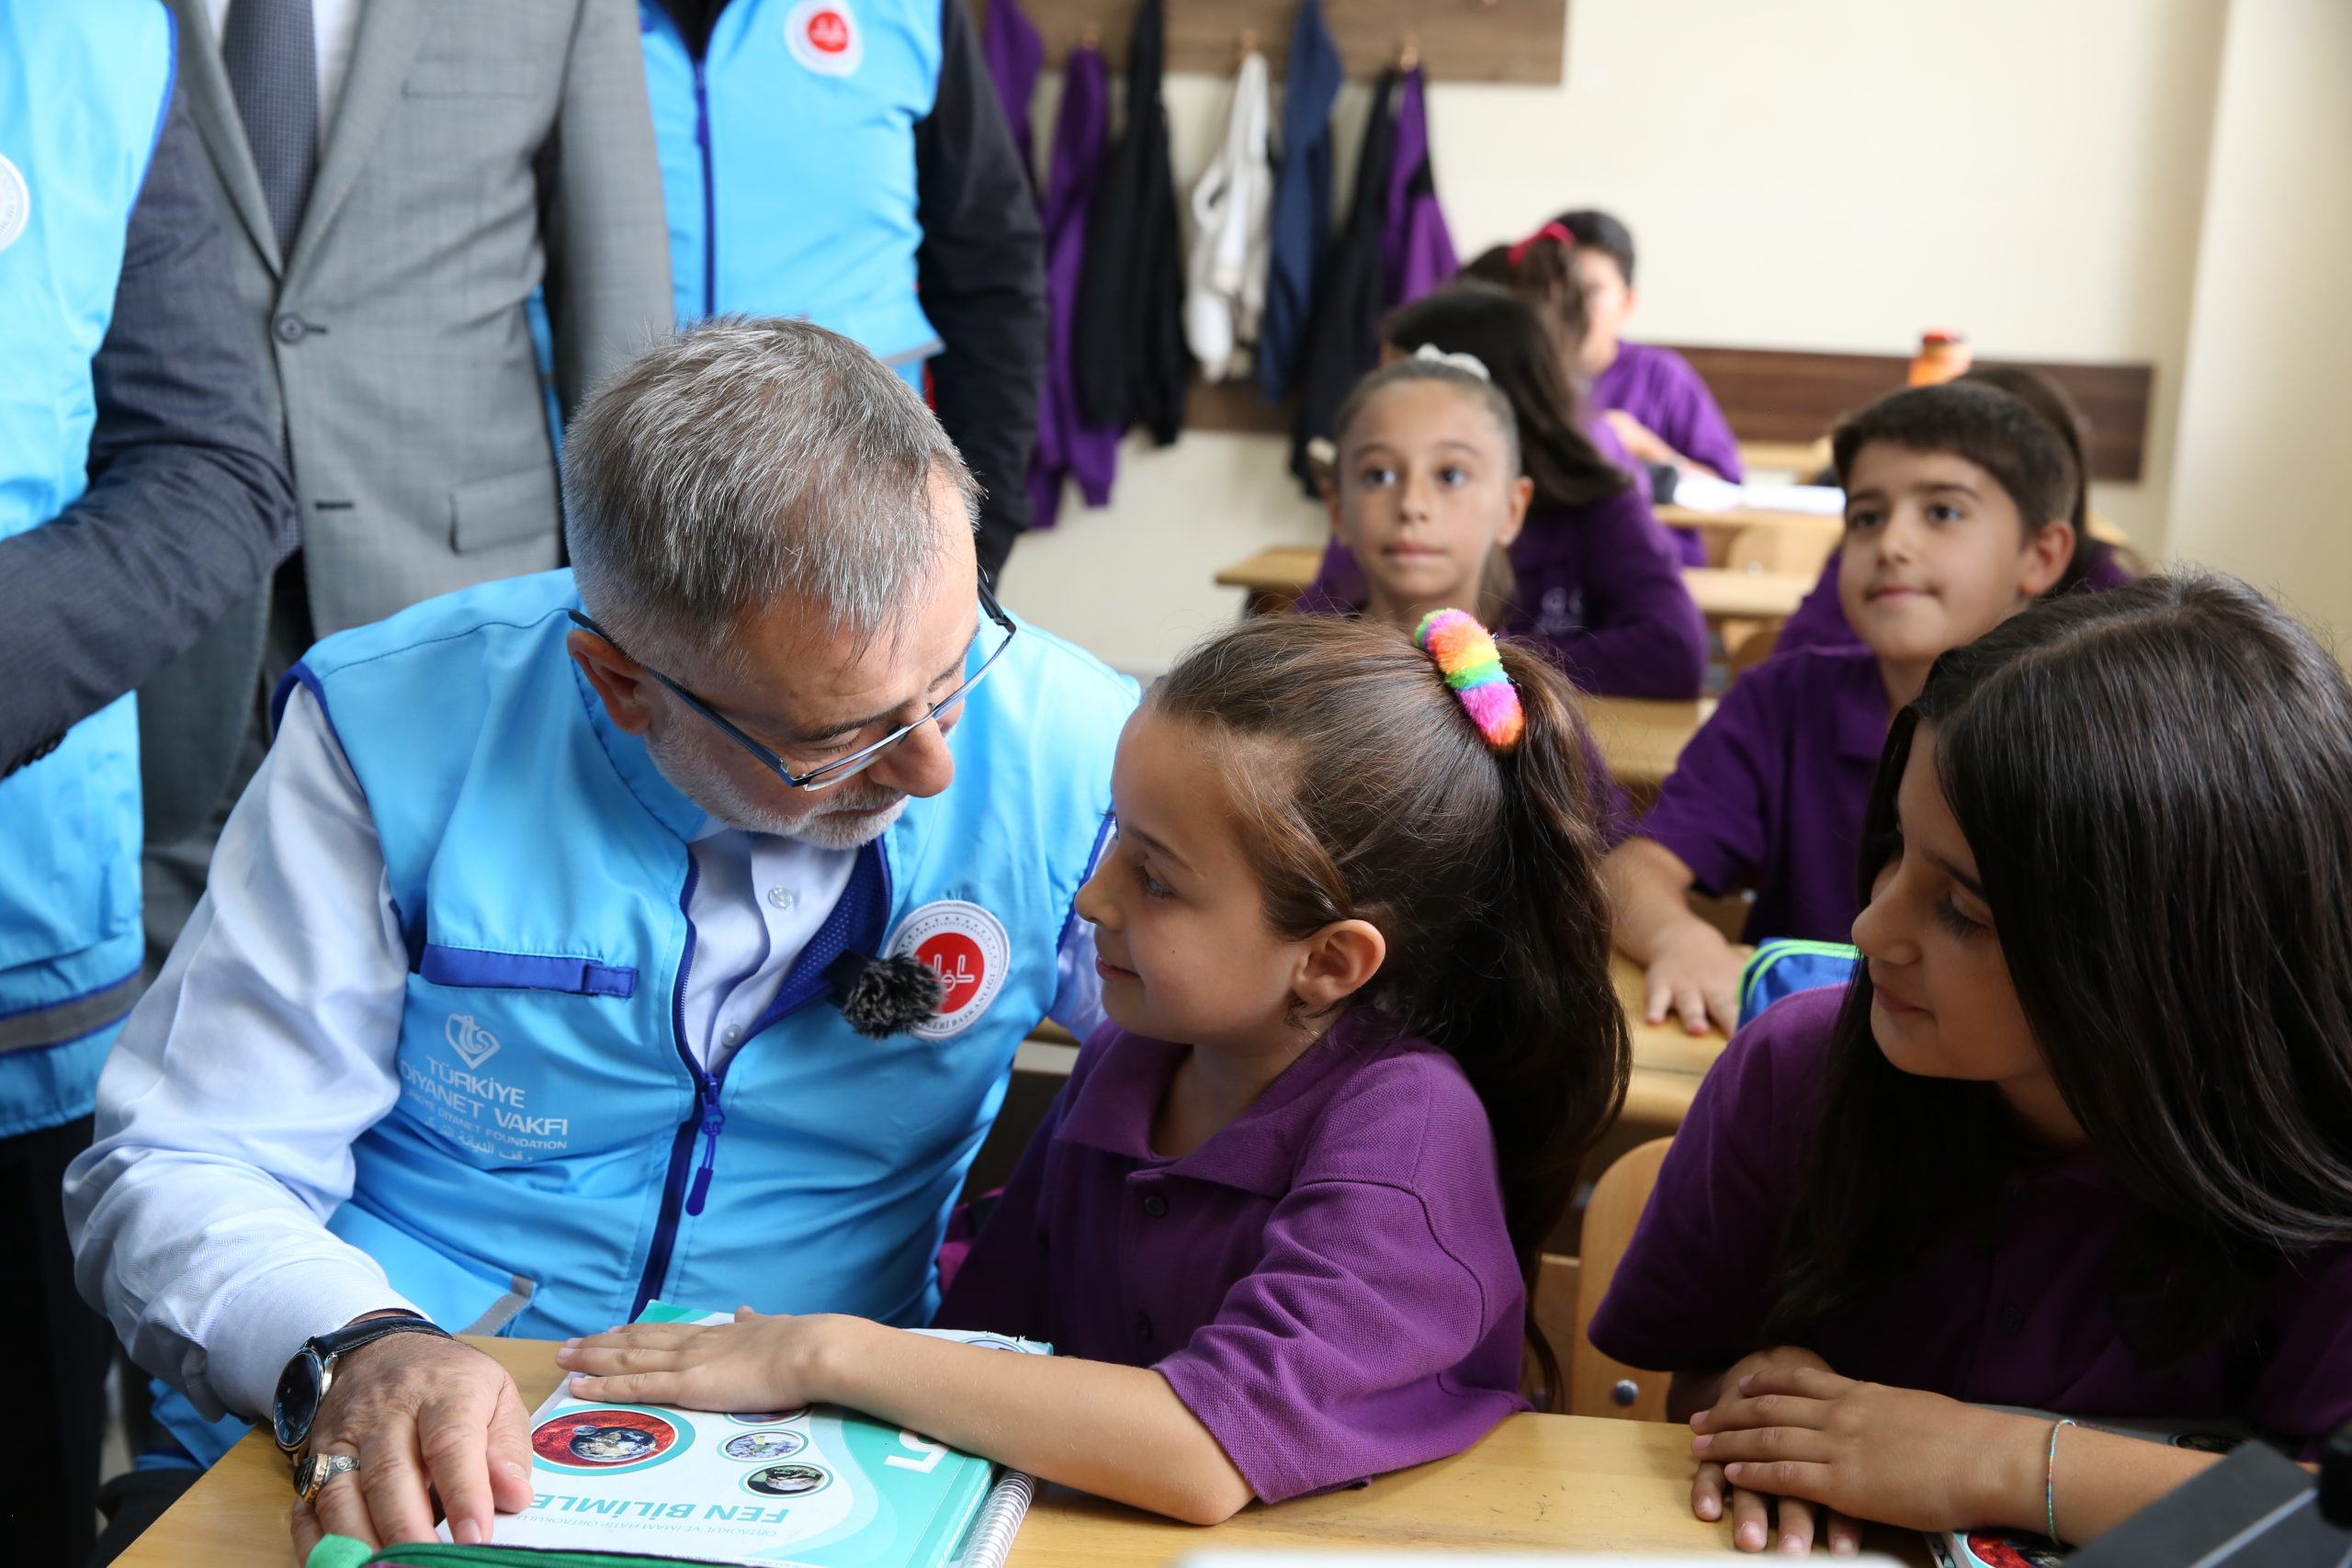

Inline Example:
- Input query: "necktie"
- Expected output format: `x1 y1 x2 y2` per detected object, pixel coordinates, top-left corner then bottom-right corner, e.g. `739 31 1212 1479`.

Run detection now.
220 0 319 261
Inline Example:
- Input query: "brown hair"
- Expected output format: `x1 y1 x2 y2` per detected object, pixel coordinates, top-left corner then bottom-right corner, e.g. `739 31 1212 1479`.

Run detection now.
1153 615 1632 1393
1956 365 2121 592
1383 284 1629 512
1460 239 1592 372
1831 381 2081 576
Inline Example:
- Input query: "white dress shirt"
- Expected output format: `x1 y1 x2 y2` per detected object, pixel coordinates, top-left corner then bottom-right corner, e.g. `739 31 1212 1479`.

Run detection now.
204 0 365 132
65 687 1104 1422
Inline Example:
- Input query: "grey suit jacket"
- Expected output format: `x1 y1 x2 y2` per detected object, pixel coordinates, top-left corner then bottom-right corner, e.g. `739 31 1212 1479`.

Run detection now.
142 0 672 838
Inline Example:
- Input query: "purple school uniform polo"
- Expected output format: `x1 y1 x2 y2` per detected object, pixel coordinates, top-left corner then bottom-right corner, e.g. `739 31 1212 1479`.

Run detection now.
936 1012 1531 1503
1592 340 1746 483
1589 988 2352 1453
1775 546 2139 658
1636 646 1887 943
1295 494 1706 702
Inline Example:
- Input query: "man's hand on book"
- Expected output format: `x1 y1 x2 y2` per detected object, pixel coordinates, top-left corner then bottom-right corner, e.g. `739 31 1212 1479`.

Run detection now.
288 1331 536 1561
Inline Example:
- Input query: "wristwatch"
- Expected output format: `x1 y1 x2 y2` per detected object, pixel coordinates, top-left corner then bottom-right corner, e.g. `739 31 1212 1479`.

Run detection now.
272 1313 454 1458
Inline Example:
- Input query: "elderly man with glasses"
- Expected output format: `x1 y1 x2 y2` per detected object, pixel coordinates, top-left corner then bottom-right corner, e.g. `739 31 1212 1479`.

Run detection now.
65 320 1135 1557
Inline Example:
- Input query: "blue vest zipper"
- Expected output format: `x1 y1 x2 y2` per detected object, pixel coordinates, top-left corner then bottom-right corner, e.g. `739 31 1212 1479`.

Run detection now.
692 58 715 320
633 856 708 1317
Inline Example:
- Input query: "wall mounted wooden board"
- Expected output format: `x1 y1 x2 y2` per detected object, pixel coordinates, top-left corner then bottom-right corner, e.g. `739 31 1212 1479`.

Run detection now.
1184 350 2155 485
977 0 1567 86
1668 347 2154 484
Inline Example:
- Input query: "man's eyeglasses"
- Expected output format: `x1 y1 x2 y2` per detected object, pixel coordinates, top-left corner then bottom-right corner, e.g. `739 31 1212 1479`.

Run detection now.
567 583 1017 793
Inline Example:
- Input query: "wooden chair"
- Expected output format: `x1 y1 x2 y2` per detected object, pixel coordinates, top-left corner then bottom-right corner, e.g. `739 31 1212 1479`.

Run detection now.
1532 1137 1674 1419
1711 516 1838 659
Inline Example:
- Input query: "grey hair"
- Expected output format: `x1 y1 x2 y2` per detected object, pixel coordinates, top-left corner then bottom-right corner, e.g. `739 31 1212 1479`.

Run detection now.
563 317 978 673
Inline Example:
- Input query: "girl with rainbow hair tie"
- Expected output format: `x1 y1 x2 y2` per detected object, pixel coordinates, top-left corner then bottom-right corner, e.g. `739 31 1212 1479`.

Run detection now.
563 611 1629 1522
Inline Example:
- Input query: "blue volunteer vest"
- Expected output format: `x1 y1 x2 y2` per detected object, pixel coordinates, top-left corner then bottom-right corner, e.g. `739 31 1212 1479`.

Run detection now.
0 0 175 1138
639 0 944 372
155 570 1131 1463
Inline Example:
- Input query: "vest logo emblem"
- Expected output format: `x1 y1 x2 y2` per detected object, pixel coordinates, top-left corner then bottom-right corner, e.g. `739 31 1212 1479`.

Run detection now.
0 155 28 254
785 0 863 76
886 899 1010 1041
445 1011 502 1069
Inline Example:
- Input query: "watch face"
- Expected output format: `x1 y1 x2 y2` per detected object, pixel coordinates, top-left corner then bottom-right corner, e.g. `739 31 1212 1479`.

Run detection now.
274 1347 326 1450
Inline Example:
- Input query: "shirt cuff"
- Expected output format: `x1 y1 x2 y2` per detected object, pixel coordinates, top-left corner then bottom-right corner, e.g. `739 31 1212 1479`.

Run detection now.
203 1256 428 1420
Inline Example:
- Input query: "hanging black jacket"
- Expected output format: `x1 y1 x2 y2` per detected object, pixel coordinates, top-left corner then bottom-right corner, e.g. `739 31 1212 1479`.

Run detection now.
1290 70 1401 491
1072 0 1189 444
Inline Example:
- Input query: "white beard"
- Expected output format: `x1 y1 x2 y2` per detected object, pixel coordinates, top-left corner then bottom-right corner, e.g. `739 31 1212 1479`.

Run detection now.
645 721 907 849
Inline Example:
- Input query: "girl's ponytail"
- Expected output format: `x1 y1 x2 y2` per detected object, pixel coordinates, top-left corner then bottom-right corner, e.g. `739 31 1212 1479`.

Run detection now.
1471 642 1631 1391
1152 614 1633 1398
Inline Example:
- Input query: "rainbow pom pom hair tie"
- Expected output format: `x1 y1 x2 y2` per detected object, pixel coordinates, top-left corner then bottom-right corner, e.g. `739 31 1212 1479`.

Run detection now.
1415 608 1525 751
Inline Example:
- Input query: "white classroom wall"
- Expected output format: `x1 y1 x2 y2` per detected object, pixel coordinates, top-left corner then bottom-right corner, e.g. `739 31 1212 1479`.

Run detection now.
2164 0 2352 653
1000 0 2245 675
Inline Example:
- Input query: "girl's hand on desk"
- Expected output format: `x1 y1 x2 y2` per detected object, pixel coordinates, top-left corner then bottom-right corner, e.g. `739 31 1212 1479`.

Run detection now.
1691 1365 2045 1539
1683 1347 1860 1555
559 1307 842 1411
1643 922 1745 1036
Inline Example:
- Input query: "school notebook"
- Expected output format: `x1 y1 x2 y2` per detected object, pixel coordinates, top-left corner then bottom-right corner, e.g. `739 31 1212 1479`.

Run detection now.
306 1304 1047 1568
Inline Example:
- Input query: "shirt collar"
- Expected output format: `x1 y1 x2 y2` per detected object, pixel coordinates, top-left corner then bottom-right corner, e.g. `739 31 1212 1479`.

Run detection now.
1055 1010 1400 1199
571 656 707 841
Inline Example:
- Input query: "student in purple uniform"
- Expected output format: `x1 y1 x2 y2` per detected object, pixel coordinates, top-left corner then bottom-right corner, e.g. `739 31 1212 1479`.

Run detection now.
1589 575 2352 1554
1295 287 1708 700
1606 381 2077 1034
1778 367 2135 656
562 613 1630 1522
1464 231 1713 565
1554 209 1745 485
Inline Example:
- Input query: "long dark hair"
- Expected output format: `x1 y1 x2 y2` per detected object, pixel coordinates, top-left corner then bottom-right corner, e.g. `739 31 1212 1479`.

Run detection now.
1765 574 2352 1364
1154 615 1632 1390
1383 285 1630 512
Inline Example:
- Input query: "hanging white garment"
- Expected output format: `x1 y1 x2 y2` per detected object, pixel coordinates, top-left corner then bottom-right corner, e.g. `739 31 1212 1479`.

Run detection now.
1182 50 1273 381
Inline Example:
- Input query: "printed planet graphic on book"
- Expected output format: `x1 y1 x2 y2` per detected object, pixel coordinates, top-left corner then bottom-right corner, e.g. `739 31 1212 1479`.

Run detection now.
470 1304 1046 1566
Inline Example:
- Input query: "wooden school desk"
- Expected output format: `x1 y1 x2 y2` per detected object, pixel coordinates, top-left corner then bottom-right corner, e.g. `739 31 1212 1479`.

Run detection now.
123 1336 1919 1567
1680 568 1811 625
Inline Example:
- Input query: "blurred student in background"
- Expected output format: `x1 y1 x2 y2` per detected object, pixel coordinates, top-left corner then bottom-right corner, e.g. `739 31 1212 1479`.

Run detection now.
1296 287 1706 701
1554 208 1745 486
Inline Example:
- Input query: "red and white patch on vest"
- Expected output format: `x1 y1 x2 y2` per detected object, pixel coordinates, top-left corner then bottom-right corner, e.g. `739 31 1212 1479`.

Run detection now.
785 0 864 76
886 900 1010 1040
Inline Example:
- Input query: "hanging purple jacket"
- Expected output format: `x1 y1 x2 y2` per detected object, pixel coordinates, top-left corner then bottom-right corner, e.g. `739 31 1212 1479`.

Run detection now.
1293 489 1708 703
1026 44 1121 528
1381 67 1456 310
1773 541 2138 657
981 0 1045 185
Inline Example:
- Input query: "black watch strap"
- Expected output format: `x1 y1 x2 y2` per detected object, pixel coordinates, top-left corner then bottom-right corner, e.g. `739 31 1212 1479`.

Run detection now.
311 1312 452 1365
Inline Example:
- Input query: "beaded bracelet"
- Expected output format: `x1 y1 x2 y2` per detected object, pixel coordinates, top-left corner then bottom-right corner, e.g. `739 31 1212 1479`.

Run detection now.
2046 1417 2077 1544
